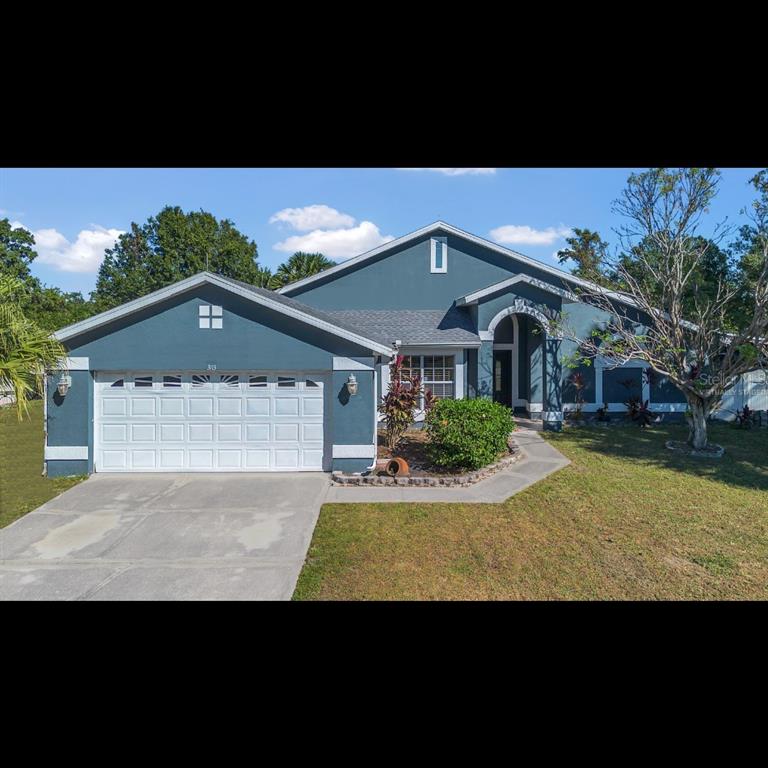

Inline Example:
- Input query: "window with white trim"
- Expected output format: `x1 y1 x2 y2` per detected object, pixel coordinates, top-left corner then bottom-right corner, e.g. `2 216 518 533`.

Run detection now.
400 354 455 403
199 304 223 329
430 238 448 273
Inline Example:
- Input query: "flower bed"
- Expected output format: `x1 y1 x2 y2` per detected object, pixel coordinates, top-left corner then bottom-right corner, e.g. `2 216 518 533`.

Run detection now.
331 430 522 487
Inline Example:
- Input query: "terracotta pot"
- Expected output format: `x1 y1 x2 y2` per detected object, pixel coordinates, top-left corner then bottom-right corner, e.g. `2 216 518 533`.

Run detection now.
386 457 410 477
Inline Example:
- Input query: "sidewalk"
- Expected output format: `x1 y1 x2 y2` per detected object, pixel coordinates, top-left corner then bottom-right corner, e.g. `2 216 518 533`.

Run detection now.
323 428 570 503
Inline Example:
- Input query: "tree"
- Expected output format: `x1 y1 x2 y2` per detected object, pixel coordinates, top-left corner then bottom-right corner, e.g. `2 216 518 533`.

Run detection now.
559 168 767 452
273 252 334 288
0 218 95 331
0 275 67 419
252 266 279 290
611 235 738 327
0 218 37 286
92 206 262 310
557 228 611 282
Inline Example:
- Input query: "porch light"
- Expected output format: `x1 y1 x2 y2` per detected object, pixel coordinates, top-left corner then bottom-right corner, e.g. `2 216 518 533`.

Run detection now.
346 373 358 396
57 374 72 397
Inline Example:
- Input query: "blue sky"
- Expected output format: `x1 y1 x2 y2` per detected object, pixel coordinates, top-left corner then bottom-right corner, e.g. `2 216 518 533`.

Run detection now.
1 167 762 296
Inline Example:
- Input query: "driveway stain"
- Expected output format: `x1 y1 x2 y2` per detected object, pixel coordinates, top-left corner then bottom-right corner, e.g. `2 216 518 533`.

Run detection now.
32 513 120 560
237 513 292 551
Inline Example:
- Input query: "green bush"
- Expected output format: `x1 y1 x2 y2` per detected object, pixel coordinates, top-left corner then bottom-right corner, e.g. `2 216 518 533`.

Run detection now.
425 398 516 471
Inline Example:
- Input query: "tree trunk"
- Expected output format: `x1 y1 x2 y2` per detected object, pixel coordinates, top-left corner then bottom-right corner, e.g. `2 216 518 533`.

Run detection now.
686 396 710 450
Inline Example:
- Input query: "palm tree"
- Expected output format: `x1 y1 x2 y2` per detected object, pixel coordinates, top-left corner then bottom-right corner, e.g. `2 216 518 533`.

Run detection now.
0 275 66 419
252 266 280 290
274 252 334 288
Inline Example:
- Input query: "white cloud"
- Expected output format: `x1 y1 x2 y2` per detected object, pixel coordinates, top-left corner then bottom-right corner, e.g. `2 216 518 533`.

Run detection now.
269 204 355 231
398 168 496 176
33 225 124 273
489 224 572 247
273 221 394 260
10 220 29 232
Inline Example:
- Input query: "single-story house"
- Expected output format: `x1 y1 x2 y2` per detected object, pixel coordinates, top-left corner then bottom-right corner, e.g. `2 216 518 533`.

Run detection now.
46 221 766 477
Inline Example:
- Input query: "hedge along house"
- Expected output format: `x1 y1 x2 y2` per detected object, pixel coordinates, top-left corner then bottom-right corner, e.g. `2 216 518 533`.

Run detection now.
47 221 754 478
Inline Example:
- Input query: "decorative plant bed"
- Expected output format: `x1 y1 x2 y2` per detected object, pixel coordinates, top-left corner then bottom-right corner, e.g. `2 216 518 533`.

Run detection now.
665 440 725 459
332 429 522 487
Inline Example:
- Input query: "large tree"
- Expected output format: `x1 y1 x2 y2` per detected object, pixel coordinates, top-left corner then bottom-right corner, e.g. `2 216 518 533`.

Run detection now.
92 206 262 310
559 168 767 452
273 251 334 288
557 228 611 282
0 218 94 331
1 218 38 287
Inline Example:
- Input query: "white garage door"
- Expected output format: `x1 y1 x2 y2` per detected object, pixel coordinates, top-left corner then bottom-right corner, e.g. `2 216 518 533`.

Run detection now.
95 372 325 472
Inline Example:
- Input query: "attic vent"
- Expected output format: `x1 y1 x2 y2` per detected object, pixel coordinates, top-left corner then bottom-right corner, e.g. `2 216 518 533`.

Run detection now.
430 238 447 273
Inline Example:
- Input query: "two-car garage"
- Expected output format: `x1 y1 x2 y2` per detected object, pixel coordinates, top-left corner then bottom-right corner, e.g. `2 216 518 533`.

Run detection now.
94 371 326 472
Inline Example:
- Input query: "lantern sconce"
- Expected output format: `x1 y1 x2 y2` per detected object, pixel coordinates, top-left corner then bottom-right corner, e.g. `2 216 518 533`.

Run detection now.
346 373 358 396
57 374 72 397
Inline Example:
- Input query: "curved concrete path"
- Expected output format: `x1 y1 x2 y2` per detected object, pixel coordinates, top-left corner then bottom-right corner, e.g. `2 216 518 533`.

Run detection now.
324 428 570 503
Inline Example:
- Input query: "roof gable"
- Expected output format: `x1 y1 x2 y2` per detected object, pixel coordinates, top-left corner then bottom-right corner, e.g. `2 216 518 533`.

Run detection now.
54 272 393 355
278 221 600 296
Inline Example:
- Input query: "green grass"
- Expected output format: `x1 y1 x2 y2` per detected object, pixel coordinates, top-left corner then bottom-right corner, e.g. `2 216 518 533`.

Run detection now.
0 400 86 529
294 423 768 600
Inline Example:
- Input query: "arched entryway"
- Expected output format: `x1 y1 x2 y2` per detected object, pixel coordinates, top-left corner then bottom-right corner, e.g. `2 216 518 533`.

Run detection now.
481 301 560 421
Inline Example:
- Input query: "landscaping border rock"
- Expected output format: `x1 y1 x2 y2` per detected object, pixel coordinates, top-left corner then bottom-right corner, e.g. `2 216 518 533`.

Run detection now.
665 440 725 458
332 436 523 487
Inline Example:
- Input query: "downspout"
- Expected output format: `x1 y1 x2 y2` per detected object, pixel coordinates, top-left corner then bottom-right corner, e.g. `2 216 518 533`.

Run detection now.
365 361 378 473
365 342 399 473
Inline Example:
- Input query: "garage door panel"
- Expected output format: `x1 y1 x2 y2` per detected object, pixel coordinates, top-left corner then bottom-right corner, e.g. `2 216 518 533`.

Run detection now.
132 450 156 469
102 424 127 442
159 397 184 416
131 398 155 416
160 424 184 442
246 398 270 416
96 373 326 472
217 424 242 441
160 449 185 468
189 424 213 442
217 398 242 416
274 398 299 416
246 423 270 442
274 423 299 442
131 424 156 442
189 398 214 416
217 450 242 468
102 398 127 417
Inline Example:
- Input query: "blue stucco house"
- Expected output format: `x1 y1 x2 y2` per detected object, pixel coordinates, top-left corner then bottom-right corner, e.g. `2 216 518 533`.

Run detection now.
46 221 689 478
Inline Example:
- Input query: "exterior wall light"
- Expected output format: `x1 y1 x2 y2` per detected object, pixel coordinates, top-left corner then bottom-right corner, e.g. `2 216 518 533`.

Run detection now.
346 373 358 396
57 374 72 397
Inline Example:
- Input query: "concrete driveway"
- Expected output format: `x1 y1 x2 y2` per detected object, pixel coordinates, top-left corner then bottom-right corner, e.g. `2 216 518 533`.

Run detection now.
0 473 330 600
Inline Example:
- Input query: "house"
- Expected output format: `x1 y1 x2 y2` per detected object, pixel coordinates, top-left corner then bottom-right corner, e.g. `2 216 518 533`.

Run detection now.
47 221 710 478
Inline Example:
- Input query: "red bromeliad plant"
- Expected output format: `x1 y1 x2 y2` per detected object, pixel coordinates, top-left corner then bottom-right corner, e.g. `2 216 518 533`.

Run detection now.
379 355 434 453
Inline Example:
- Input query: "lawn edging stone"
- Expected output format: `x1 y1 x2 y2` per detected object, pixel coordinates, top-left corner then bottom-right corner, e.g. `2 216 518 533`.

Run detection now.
332 436 523 487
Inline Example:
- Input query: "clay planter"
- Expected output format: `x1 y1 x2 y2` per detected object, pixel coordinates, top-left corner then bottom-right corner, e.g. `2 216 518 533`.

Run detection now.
386 457 410 477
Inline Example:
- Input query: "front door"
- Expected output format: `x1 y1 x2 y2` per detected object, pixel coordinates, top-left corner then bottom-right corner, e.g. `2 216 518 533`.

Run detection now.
493 350 512 408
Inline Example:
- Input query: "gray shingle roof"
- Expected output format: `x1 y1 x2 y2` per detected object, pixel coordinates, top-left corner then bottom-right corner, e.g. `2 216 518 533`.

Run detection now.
216 275 479 347
322 307 480 346
214 275 384 344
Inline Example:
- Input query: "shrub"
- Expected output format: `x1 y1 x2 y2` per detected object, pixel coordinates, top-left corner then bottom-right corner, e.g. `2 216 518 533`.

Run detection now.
378 355 435 452
425 398 516 471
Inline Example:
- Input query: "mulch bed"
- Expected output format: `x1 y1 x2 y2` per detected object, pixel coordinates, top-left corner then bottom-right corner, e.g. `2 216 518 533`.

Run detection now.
330 428 521 487
376 427 459 477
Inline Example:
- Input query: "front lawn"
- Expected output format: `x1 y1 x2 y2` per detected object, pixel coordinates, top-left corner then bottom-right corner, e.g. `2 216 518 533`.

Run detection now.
294 423 768 600
0 400 86 529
